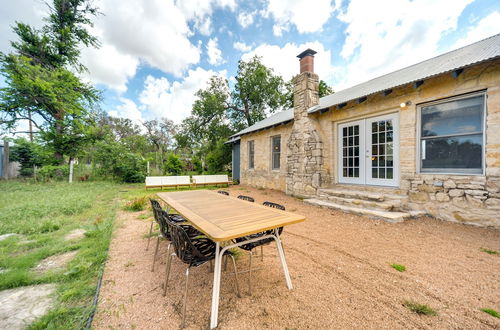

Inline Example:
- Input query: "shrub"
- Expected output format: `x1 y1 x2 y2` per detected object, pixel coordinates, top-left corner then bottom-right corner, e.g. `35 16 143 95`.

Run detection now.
390 263 406 272
164 153 183 175
192 157 203 174
403 301 437 316
124 197 147 211
37 165 70 181
206 140 231 174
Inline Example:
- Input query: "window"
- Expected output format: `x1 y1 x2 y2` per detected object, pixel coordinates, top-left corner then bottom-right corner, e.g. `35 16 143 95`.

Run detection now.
248 140 255 169
271 135 281 170
419 93 485 174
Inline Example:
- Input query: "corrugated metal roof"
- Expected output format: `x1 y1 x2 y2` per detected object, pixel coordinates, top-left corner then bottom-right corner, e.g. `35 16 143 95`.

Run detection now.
310 33 500 113
230 108 293 138
231 34 500 138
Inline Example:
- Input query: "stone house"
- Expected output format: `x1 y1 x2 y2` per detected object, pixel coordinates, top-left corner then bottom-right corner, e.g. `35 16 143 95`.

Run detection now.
228 34 500 227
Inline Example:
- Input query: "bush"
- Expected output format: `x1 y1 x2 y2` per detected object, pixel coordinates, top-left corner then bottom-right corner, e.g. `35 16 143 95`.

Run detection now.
192 157 203 174
124 197 147 211
9 138 55 176
206 140 231 174
163 153 183 175
37 165 70 181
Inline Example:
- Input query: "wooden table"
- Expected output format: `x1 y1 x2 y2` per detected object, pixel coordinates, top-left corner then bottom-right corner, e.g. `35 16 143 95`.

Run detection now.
157 190 305 329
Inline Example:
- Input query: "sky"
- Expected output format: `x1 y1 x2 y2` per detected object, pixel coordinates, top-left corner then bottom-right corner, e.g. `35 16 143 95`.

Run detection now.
1 0 499 128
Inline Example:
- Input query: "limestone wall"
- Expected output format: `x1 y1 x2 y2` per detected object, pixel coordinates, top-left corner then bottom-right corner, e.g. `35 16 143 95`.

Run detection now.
315 59 500 227
240 123 292 191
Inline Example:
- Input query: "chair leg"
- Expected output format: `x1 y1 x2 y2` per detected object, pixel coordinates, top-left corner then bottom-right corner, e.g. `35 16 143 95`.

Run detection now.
163 251 174 296
209 259 213 272
224 254 228 271
260 245 264 262
181 267 190 329
146 221 153 251
151 236 160 272
248 251 253 296
229 255 241 297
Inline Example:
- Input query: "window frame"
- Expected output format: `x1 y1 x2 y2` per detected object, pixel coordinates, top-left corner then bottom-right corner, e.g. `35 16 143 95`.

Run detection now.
271 135 281 171
416 91 486 175
247 140 255 170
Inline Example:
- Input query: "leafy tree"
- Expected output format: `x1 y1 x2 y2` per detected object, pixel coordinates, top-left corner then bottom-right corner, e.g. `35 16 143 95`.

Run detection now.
143 118 177 164
192 157 203 174
0 0 101 163
163 153 183 175
10 138 55 176
319 80 334 97
206 141 232 174
228 56 290 127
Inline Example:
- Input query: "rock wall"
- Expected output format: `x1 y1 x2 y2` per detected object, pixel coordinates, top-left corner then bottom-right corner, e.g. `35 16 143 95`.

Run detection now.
286 71 329 197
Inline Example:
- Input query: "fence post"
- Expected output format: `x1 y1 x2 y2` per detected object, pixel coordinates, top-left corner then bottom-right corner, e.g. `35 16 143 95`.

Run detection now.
69 159 74 183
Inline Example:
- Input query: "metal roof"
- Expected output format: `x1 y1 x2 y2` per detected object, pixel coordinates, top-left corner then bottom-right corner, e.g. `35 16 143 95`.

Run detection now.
230 108 293 138
231 34 500 138
309 33 500 114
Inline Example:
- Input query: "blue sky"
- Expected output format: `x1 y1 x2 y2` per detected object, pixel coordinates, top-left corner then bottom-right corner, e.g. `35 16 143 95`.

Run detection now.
1 0 499 128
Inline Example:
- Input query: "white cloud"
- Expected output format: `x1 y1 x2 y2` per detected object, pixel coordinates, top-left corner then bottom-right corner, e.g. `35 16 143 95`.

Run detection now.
81 45 139 93
452 11 500 49
109 98 144 124
207 38 224 66
264 0 335 36
241 41 335 82
233 41 252 52
0 0 45 53
138 67 227 123
237 11 256 28
335 0 473 90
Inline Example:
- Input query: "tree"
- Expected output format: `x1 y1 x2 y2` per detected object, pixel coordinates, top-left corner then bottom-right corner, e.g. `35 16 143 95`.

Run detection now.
319 80 334 97
0 0 101 163
228 56 290 127
163 153 183 175
143 118 177 169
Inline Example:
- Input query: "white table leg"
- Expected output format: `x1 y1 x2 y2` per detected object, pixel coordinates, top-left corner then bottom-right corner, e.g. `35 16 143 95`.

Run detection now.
274 230 293 290
210 242 222 329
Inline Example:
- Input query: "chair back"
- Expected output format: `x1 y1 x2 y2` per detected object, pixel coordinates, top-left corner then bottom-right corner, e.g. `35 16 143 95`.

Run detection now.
237 195 254 202
217 190 229 195
262 201 285 210
149 198 162 223
156 209 172 240
169 222 213 265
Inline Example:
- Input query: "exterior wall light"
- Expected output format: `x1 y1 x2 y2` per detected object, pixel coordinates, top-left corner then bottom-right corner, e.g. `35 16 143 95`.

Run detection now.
400 101 412 108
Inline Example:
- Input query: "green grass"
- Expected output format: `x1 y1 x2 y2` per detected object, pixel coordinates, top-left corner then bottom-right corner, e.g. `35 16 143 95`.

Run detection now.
403 300 437 316
479 247 499 255
390 263 406 272
0 180 122 329
480 308 499 318
123 197 147 211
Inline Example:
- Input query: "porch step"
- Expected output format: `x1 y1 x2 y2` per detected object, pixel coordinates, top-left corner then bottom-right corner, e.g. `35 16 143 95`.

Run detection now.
318 195 401 211
318 188 408 203
304 198 412 223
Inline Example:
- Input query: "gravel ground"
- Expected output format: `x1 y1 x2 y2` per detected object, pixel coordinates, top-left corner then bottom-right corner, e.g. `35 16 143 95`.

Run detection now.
93 185 500 329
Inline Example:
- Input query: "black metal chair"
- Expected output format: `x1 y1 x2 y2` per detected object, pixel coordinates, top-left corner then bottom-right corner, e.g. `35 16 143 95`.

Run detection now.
217 190 229 195
147 199 186 250
163 218 241 328
237 195 254 202
234 201 285 295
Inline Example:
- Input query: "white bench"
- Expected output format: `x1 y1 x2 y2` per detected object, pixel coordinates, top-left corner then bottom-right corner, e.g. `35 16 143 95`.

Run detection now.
192 175 233 187
145 176 192 189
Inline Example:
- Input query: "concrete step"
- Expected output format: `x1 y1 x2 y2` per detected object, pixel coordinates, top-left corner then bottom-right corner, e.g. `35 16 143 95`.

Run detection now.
318 188 408 203
318 195 400 211
304 198 413 223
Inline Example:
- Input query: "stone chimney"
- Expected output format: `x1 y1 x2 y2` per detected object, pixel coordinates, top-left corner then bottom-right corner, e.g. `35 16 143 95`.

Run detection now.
286 49 328 197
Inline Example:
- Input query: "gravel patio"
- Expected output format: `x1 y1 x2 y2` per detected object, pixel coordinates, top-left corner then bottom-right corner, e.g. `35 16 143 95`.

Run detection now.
93 185 500 329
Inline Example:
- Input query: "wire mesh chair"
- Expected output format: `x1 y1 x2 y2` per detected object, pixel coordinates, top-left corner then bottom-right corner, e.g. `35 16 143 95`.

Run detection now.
217 190 229 195
237 195 254 202
234 201 285 295
163 220 241 328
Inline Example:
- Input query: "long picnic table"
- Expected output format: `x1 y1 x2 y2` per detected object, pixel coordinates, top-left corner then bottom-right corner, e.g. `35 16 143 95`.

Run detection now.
157 190 305 329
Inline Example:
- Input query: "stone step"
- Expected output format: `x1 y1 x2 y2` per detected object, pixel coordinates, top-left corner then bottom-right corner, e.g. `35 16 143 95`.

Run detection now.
304 198 413 223
318 188 408 203
318 195 401 211
332 184 408 195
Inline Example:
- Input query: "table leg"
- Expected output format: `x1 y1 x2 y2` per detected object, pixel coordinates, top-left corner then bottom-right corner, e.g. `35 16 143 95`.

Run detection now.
274 230 293 290
210 242 222 329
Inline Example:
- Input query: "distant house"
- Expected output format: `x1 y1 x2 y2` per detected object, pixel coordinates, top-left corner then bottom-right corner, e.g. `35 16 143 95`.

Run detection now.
229 34 500 227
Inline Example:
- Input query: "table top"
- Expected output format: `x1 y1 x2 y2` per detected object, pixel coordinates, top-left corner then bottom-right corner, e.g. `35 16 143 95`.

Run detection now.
157 190 305 242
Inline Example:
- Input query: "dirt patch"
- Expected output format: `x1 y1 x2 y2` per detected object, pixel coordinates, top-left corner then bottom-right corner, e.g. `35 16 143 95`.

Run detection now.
64 229 87 241
0 284 56 330
34 250 78 274
93 186 500 329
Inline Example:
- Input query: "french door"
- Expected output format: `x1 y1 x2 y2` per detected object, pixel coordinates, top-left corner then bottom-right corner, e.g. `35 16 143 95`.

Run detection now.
338 113 399 186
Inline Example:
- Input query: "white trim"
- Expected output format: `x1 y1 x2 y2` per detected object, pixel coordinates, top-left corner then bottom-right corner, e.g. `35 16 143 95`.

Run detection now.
416 90 486 176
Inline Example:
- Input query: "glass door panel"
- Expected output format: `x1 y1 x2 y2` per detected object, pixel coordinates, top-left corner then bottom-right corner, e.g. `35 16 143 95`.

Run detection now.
338 120 365 184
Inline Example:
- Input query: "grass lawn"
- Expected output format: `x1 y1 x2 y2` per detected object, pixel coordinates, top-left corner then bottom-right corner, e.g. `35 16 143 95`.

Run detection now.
0 180 227 329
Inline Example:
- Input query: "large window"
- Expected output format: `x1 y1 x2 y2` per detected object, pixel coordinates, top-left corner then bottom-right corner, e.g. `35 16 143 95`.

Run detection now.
419 93 485 174
271 135 281 170
248 140 255 169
